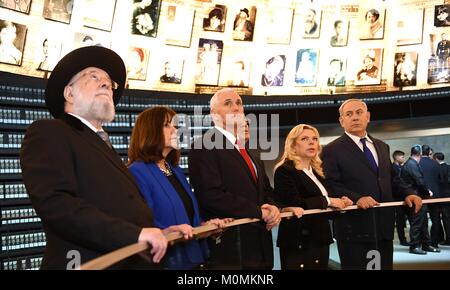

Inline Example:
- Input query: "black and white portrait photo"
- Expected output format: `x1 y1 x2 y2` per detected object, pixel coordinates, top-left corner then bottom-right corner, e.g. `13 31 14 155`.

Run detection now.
393 52 417 87
131 0 161 38
203 5 226 32
42 0 73 24
0 20 27 66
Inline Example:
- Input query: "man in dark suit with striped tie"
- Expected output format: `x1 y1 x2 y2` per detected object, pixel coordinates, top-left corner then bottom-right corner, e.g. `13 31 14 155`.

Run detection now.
321 99 422 270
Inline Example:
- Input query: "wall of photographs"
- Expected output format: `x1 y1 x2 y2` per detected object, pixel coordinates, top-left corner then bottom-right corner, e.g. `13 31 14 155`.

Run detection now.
0 0 450 96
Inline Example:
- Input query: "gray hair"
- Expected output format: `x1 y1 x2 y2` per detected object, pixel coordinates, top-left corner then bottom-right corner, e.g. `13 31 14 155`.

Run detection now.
209 88 237 111
338 99 367 116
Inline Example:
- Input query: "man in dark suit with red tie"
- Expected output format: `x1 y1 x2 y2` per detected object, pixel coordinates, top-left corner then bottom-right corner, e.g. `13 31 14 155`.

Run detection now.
20 46 167 269
188 88 282 269
321 99 422 270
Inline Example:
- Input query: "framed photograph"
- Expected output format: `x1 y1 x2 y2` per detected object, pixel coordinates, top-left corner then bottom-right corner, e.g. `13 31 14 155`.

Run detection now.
160 58 184 84
36 36 62 71
393 52 417 87
295 49 318 86
195 38 223 85
232 6 256 41
131 0 162 38
434 5 450 27
359 8 385 40
72 32 110 49
299 8 322 39
219 47 251 87
355 48 383 85
261 55 286 87
42 0 73 24
327 57 346 86
428 33 450 84
126 46 149 81
330 19 349 47
203 4 226 32
82 0 117 32
0 0 31 14
0 20 27 66
266 8 294 44
397 8 424 46
165 5 195 47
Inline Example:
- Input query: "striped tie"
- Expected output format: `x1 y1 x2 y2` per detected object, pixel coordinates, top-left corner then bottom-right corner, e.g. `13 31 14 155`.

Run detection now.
97 131 112 149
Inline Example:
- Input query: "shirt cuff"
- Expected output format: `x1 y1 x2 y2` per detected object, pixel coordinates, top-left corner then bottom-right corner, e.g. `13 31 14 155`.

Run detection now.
324 196 331 206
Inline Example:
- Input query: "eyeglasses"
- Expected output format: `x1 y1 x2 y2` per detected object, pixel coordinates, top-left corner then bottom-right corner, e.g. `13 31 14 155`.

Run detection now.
69 70 119 91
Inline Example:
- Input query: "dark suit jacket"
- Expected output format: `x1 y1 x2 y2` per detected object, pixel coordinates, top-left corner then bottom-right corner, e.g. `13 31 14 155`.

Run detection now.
420 157 442 197
188 128 275 269
20 114 154 269
438 163 450 196
401 158 430 198
274 161 333 249
321 134 403 242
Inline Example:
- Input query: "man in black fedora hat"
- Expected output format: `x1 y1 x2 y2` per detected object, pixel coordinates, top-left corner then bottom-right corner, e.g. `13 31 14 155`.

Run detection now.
19 46 177 269
233 7 254 41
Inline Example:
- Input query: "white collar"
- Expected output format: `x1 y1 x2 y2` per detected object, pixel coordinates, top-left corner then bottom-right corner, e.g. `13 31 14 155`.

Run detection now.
68 113 101 133
214 125 239 147
345 131 373 144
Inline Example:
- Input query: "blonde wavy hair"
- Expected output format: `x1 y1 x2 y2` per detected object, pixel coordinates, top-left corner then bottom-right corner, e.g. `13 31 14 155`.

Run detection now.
274 124 324 177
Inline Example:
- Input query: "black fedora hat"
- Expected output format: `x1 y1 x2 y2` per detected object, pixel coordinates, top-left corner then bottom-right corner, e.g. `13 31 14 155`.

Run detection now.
240 8 249 17
45 46 126 118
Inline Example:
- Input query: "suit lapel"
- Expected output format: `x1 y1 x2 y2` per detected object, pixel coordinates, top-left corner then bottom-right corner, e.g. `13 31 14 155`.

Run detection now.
340 134 378 175
213 128 258 187
61 114 139 187
370 135 386 172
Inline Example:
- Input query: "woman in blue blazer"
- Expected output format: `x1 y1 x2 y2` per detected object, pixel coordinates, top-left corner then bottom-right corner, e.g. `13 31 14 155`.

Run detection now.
128 106 228 270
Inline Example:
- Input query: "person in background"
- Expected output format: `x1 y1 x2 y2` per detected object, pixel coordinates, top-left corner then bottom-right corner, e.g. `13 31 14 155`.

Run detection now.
392 150 410 246
433 152 450 246
274 124 351 269
401 145 439 254
128 106 231 269
420 145 444 248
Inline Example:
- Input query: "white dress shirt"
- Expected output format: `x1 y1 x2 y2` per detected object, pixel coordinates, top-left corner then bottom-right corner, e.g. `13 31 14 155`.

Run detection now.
214 125 258 177
302 167 331 206
68 113 102 133
345 131 379 166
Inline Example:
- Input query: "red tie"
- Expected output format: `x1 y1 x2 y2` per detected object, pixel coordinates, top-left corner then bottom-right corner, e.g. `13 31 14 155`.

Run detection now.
235 139 257 182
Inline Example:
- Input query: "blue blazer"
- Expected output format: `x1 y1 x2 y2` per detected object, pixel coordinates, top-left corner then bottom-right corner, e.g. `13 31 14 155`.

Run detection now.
129 161 208 270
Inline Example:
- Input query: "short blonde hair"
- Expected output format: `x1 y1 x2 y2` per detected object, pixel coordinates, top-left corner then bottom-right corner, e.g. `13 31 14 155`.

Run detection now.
275 124 324 177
